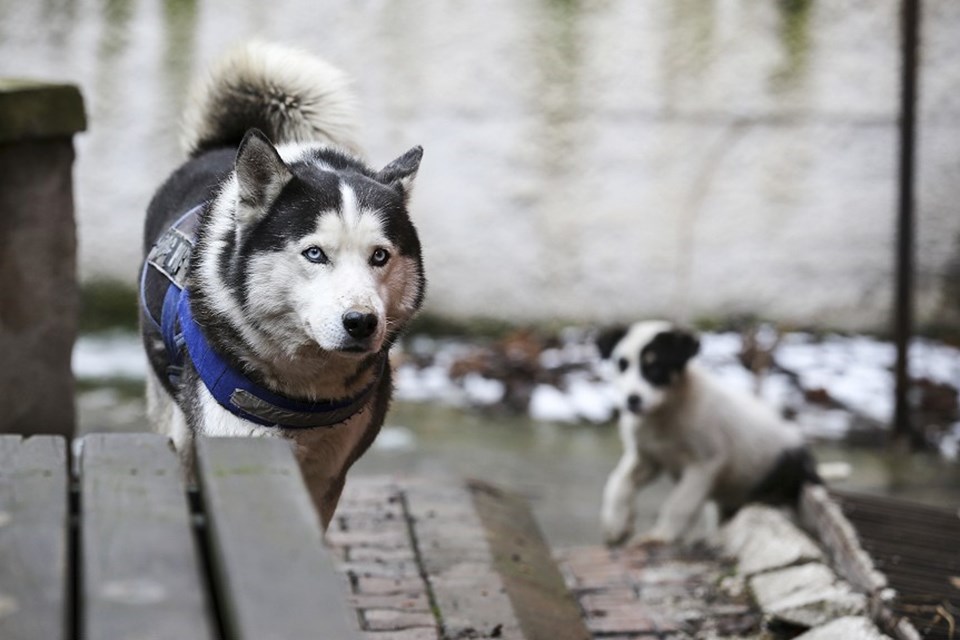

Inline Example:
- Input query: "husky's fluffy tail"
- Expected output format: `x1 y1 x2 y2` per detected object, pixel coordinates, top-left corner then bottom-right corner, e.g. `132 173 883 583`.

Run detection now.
181 41 359 156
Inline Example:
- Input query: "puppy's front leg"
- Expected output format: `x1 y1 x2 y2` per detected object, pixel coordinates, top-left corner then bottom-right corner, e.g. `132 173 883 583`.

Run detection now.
646 459 721 543
602 440 660 545
602 453 640 545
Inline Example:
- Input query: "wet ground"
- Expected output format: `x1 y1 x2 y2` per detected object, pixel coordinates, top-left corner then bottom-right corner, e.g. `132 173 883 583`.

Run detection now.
77 386 960 549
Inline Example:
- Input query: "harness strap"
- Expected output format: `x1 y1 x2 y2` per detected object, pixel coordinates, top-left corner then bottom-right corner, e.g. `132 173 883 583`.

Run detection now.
177 290 383 428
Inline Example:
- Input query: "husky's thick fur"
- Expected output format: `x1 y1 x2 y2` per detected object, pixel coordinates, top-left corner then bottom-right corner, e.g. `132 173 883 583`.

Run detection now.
140 42 424 526
596 321 819 546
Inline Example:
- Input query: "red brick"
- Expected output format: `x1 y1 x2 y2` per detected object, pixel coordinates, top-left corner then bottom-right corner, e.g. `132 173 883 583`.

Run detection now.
364 628 439 640
349 545 416 563
349 592 430 612
586 609 658 635
326 528 410 549
362 609 436 631
566 562 632 589
354 575 426 596
578 587 639 615
340 560 420 579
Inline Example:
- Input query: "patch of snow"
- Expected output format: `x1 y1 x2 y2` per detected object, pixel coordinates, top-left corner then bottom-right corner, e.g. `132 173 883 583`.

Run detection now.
461 373 505 406
394 364 457 403
373 425 417 452
566 375 617 423
776 335 895 423
530 384 578 423
911 339 960 385
939 422 960 461
795 408 854 440
73 333 147 379
75 327 959 459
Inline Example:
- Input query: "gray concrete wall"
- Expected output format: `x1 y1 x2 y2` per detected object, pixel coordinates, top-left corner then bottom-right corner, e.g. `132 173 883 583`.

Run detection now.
0 81 86 436
2 1 958 331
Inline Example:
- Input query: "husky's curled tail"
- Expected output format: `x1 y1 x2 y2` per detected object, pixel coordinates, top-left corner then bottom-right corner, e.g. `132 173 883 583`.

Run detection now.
180 41 360 157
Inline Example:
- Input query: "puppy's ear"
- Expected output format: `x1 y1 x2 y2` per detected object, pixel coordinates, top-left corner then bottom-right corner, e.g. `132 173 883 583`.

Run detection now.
595 325 628 359
234 128 293 227
672 329 700 367
377 146 423 198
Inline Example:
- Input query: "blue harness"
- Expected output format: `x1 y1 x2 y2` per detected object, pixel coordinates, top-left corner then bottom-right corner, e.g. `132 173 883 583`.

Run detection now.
141 205 382 429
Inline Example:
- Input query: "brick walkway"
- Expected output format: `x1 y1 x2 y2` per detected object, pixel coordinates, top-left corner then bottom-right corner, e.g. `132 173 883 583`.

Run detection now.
326 476 762 640
327 479 438 640
557 545 761 639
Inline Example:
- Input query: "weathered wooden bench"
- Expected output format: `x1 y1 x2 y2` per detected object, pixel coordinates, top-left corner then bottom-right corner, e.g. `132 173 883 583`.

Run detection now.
0 433 362 640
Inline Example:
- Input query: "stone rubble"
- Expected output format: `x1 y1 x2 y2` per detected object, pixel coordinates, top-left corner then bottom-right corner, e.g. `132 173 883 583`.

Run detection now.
721 505 890 638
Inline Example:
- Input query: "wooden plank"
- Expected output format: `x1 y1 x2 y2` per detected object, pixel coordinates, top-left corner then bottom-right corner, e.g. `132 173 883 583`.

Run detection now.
196 436 361 640
81 433 214 640
469 480 592 640
0 435 69 640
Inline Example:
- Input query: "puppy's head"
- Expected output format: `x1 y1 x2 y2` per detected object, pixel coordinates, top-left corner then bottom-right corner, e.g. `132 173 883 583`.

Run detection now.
596 321 700 415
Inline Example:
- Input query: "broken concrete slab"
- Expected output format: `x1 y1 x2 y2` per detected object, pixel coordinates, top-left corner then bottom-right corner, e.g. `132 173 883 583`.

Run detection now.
721 505 824 575
750 562 867 628
793 616 893 640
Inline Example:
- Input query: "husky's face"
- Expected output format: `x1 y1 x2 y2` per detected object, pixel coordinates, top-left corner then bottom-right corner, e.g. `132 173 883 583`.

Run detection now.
200 130 424 358
596 321 700 415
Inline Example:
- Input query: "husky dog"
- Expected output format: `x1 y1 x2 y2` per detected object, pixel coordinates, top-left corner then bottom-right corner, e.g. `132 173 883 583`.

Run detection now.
595 321 819 546
139 42 425 527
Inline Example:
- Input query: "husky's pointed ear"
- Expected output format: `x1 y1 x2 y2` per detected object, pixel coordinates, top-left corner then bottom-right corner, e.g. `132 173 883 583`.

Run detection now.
234 128 293 226
376 146 423 196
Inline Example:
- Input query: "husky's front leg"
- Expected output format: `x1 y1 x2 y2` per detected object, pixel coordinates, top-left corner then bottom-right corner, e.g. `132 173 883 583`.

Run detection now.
602 416 659 546
146 369 196 473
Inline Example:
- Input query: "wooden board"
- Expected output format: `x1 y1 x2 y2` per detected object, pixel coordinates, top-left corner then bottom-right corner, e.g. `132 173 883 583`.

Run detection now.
196 436 361 640
469 480 593 640
0 435 69 640
80 433 214 640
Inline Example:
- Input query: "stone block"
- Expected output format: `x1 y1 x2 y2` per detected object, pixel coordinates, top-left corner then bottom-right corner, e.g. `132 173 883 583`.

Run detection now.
721 505 824 575
363 609 437 632
793 616 892 640
750 562 867 628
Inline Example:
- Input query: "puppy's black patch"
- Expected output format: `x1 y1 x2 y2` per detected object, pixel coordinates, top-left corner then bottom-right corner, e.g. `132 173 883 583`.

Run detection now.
747 447 822 506
639 330 700 387
596 326 628 359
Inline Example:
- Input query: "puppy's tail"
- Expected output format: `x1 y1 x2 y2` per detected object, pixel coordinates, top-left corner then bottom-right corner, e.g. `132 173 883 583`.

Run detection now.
181 41 359 156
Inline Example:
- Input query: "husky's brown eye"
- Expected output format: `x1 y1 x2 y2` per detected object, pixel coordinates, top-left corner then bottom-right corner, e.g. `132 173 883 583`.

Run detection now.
302 246 329 264
618 357 629 372
370 248 390 266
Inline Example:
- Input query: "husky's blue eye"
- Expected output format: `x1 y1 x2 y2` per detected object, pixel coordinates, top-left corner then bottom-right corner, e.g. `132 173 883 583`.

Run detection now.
370 248 390 267
302 246 328 264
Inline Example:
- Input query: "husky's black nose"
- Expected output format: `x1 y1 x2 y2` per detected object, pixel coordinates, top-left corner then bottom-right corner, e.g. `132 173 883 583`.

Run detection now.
626 394 643 414
342 311 378 340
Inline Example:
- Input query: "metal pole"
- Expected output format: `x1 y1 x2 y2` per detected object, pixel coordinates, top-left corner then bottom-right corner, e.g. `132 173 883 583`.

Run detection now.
893 0 921 448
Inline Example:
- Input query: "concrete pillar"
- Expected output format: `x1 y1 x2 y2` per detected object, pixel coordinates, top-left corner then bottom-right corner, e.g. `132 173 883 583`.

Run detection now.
0 80 86 437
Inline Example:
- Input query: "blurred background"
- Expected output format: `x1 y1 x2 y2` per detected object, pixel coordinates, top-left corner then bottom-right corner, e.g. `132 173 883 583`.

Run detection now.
2 0 959 546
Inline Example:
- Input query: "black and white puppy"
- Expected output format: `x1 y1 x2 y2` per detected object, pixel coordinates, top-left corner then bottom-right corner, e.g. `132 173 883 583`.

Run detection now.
596 321 819 546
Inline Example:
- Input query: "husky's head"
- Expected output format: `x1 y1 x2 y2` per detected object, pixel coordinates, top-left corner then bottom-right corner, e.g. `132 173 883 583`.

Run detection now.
197 129 425 360
596 321 700 415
